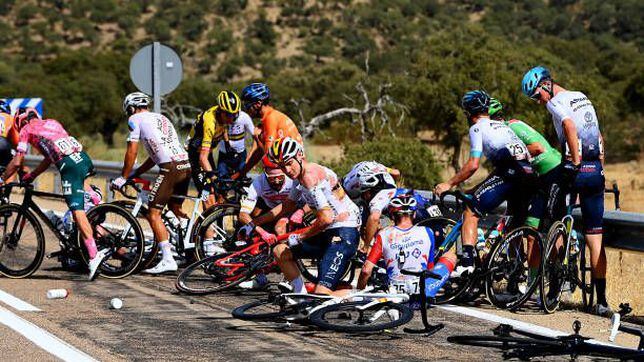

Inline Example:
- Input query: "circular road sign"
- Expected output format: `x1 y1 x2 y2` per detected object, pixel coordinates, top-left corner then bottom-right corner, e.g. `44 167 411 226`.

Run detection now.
129 43 183 96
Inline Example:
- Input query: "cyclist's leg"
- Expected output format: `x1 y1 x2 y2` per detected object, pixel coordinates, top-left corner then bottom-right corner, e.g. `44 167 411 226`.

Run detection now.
216 151 230 179
275 238 324 293
314 227 359 295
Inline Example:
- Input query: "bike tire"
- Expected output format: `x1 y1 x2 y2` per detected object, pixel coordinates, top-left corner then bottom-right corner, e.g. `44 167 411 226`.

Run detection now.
579 237 594 312
111 200 161 271
540 222 566 314
193 204 240 261
83 204 145 279
486 226 543 310
447 335 561 349
0 204 45 278
176 252 254 294
231 295 322 321
309 300 414 333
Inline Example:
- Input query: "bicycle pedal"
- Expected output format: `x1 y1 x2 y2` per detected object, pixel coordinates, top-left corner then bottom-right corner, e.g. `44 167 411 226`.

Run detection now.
47 251 63 259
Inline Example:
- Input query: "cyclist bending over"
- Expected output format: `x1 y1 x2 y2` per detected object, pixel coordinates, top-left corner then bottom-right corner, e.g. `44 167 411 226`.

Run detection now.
246 137 360 295
357 194 455 298
0 108 104 280
111 92 191 275
434 90 534 277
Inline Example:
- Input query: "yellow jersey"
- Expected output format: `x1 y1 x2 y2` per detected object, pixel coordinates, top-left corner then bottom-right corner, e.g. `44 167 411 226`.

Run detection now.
186 106 226 151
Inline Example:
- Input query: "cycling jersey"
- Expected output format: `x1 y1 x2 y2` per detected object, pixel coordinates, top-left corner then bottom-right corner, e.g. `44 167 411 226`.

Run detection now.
288 165 360 229
546 91 602 161
186 106 226 151
507 119 561 176
259 106 303 147
218 111 254 154
17 119 83 163
367 225 435 294
342 161 396 199
127 111 188 165
240 174 296 214
469 118 530 167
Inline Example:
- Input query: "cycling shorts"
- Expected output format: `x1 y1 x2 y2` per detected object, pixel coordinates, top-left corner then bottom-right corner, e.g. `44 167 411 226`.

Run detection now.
290 227 359 290
187 147 215 193
527 164 568 229
471 166 533 226
149 160 191 210
0 137 13 169
55 152 94 211
574 160 605 234
217 150 246 178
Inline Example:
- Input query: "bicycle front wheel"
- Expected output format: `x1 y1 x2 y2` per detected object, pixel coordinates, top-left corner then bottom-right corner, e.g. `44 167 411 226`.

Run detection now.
193 204 240 261
0 204 45 278
231 294 323 321
486 226 543 310
83 204 145 279
309 300 413 333
540 221 567 314
176 252 255 294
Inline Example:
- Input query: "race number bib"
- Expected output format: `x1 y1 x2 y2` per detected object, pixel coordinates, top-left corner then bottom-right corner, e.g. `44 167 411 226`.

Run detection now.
390 278 420 295
54 137 82 155
506 142 527 160
426 205 442 217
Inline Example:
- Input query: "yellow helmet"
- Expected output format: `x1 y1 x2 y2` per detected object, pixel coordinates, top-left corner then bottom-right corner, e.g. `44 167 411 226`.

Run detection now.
217 90 241 114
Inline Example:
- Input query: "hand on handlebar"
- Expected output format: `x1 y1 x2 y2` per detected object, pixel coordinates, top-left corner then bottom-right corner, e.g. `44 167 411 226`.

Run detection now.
255 226 277 244
434 182 451 196
237 222 255 239
110 177 127 190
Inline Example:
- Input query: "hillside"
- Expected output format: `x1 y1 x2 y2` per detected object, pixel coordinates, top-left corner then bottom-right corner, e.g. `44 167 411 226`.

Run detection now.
0 0 642 163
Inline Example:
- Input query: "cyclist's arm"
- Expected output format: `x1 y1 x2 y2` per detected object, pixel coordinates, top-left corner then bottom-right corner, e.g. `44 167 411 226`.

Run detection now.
121 141 138 178
388 167 401 182
447 156 479 187
562 118 581 165
239 143 262 177
599 132 605 167
27 158 52 179
130 157 155 178
364 210 382 251
198 147 214 173
253 199 297 226
1 153 24 181
357 234 383 289
296 207 332 241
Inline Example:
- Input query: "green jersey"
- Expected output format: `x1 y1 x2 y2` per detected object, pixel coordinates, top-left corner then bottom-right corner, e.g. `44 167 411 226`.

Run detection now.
506 119 561 175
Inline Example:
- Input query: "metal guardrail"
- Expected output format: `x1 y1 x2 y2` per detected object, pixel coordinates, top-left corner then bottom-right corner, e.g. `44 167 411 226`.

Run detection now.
24 155 644 252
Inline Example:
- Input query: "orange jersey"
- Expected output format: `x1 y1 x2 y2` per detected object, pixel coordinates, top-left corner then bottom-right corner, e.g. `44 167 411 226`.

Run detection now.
0 112 18 146
259 106 303 148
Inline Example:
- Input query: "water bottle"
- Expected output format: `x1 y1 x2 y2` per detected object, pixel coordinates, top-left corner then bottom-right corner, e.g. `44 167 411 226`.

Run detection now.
475 228 486 252
569 230 580 256
46 289 69 299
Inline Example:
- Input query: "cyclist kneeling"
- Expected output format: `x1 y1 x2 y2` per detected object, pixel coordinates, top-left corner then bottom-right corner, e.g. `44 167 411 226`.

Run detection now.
357 194 456 300
245 137 360 295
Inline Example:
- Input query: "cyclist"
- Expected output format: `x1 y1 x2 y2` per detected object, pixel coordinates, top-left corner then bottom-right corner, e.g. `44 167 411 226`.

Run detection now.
522 66 609 315
242 137 360 295
0 100 19 172
186 90 239 207
342 161 432 254
217 92 254 179
434 90 534 277
235 83 303 178
0 107 104 280
111 92 191 275
357 194 456 299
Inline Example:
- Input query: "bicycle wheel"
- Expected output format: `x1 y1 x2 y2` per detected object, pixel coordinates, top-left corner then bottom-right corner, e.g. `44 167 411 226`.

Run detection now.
447 335 561 349
82 204 145 279
486 226 543 310
309 300 414 333
176 250 263 294
193 204 240 261
540 221 566 314
232 294 324 321
0 204 45 278
578 237 594 312
111 200 160 271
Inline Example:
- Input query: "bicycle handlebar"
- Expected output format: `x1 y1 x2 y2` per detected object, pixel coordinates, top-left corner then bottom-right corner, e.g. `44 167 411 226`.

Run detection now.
438 190 482 217
401 268 441 280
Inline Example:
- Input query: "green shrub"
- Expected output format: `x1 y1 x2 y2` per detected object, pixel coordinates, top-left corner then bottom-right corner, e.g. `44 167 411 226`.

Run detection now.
329 138 441 189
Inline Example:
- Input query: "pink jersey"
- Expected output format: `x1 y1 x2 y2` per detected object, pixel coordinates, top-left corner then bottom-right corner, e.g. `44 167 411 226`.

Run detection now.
17 119 83 163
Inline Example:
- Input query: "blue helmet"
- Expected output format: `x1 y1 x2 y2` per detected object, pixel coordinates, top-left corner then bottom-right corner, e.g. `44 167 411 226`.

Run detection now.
0 99 10 114
461 90 490 116
521 66 551 97
241 83 270 104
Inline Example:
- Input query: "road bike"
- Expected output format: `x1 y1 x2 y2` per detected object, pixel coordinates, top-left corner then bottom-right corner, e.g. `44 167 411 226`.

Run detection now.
0 182 144 278
420 191 544 310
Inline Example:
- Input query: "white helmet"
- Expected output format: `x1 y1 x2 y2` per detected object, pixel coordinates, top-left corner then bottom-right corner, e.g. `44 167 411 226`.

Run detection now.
267 137 304 164
123 92 150 114
343 161 395 197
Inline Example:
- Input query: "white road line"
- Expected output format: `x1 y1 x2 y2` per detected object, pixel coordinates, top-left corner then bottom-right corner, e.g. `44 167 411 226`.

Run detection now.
0 306 96 361
437 304 626 348
0 289 41 312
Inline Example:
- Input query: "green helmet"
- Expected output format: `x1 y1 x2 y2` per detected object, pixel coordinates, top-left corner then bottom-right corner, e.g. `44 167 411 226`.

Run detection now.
488 98 504 119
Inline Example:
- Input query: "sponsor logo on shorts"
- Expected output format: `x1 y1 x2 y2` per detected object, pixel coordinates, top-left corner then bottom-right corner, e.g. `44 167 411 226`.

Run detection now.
176 162 191 171
62 180 72 195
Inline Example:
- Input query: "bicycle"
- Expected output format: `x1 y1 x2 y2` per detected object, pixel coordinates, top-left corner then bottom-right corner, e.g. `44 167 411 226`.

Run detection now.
0 182 144 278
419 191 544 310
539 185 621 314
448 320 643 360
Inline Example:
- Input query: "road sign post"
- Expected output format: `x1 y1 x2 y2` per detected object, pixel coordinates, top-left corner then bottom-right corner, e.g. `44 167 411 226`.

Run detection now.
130 42 182 112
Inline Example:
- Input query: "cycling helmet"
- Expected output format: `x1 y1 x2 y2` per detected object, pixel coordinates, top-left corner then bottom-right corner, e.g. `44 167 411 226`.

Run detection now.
268 137 303 164
0 99 10 114
521 66 551 97
14 107 40 131
388 193 418 215
122 92 150 114
262 155 284 177
241 83 270 104
461 90 491 116
217 90 241 114
488 98 504 119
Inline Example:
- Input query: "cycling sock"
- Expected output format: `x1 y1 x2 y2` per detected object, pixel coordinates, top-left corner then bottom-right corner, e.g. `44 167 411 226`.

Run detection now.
159 241 173 262
290 276 306 294
594 278 607 306
84 238 98 259
425 257 455 298
461 245 475 268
